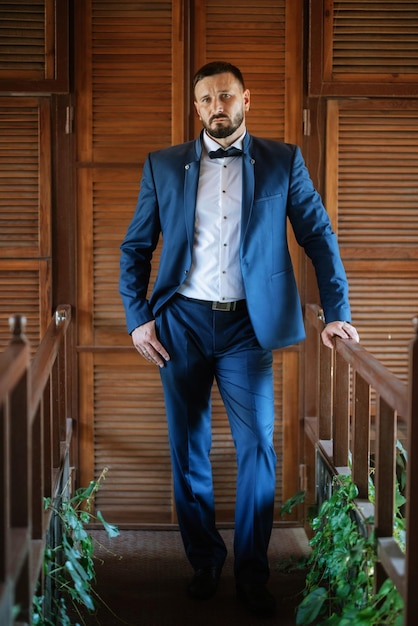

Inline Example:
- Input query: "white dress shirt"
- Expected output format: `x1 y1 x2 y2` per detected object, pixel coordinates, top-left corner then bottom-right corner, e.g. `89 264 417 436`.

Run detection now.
177 130 246 302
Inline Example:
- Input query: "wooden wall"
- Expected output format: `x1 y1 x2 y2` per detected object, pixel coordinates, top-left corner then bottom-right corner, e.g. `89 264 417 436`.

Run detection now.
1 0 418 526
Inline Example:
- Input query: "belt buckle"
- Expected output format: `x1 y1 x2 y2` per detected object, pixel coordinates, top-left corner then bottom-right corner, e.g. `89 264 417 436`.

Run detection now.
212 301 236 311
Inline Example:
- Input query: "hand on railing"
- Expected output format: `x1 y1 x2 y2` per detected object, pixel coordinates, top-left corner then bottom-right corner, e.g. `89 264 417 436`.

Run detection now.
321 320 360 349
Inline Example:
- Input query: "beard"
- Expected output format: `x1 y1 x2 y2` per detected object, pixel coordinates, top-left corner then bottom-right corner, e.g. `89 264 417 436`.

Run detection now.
203 111 244 139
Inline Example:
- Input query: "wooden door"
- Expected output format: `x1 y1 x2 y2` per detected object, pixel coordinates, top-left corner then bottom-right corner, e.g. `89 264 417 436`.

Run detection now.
75 0 303 525
308 0 418 387
326 99 418 385
0 0 69 352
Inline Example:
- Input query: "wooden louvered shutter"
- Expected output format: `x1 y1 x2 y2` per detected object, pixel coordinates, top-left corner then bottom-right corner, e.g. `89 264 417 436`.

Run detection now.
0 0 68 91
193 0 286 140
326 99 418 383
0 0 69 352
0 97 52 350
76 0 180 524
310 0 418 96
192 0 297 522
76 0 300 524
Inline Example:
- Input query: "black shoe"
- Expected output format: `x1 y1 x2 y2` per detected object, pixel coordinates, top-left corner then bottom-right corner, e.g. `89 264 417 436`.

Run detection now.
188 566 221 600
236 582 276 618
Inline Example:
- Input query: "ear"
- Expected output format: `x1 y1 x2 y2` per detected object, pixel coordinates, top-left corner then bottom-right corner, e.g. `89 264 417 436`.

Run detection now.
243 89 251 112
193 101 201 119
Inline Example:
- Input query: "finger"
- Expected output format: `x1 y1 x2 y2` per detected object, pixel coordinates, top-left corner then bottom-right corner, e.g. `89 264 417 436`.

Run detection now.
341 323 360 342
148 339 170 362
142 343 170 368
320 328 336 349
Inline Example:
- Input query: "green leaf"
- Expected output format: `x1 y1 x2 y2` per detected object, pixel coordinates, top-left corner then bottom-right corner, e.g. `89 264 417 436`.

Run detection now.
279 490 305 516
43 497 51 511
97 510 120 538
71 480 96 504
65 560 95 610
296 587 327 625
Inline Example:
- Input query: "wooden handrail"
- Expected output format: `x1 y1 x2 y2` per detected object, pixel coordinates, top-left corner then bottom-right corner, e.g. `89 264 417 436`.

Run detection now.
0 306 72 626
30 305 71 422
305 304 408 420
304 303 418 624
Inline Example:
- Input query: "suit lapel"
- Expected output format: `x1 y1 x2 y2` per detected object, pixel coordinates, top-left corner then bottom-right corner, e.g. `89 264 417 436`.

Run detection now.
241 135 256 244
183 137 202 251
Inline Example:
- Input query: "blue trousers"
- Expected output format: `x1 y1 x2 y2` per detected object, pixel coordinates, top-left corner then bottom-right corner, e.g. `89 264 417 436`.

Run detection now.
156 295 276 584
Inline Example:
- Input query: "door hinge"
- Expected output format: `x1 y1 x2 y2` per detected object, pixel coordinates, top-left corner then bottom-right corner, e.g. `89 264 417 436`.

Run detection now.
302 109 311 136
65 105 74 134
299 463 308 492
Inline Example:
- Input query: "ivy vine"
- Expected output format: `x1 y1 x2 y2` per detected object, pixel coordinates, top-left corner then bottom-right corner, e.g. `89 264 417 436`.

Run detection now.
295 443 407 626
33 468 120 625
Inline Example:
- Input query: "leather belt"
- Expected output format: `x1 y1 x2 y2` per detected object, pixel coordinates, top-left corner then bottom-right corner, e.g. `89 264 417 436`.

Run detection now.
176 294 246 312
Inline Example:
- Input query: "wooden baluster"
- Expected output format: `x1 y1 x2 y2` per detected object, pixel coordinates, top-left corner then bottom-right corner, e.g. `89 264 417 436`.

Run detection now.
374 396 396 592
333 350 350 469
351 372 371 499
304 305 320 425
319 340 333 441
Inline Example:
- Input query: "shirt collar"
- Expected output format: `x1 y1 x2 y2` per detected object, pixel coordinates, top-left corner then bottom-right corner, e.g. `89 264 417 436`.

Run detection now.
202 129 246 156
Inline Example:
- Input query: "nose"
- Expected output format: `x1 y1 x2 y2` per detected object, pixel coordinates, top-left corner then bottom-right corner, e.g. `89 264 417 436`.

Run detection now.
215 97 224 112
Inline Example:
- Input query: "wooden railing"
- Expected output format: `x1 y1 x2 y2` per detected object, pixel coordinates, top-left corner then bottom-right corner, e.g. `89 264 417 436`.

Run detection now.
304 303 418 625
0 305 72 625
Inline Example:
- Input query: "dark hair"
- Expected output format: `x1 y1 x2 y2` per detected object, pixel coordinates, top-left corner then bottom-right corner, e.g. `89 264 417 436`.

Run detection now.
193 61 245 91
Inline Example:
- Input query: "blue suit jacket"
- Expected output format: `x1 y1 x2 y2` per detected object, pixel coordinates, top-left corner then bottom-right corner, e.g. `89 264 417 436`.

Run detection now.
120 131 351 350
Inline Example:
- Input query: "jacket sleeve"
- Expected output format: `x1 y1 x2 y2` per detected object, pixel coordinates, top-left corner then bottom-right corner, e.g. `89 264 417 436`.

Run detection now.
119 155 161 334
286 146 352 323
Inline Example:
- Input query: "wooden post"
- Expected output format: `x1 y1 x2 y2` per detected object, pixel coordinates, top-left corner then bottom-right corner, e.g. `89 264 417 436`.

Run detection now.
405 319 418 624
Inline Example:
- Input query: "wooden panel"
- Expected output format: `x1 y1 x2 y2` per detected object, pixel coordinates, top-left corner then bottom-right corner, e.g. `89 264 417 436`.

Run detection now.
310 0 418 96
76 0 179 524
91 0 173 163
0 260 51 352
92 352 173 524
194 0 286 140
92 168 142 343
343 265 418 383
0 96 52 352
0 0 46 79
336 101 418 246
326 99 418 383
0 0 69 91
329 0 418 79
0 97 51 258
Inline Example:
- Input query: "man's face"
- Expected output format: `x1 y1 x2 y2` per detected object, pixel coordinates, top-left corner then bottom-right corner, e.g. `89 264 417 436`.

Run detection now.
194 72 250 141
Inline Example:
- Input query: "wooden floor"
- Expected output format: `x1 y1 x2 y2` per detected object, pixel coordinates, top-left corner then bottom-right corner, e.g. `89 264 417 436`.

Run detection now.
86 527 311 626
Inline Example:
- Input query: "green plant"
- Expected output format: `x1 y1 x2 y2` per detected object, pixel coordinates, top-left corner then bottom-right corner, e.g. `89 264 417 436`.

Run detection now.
296 474 404 626
33 468 120 626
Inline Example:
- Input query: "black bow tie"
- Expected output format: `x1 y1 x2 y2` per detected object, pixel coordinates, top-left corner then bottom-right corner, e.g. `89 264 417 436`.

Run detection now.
208 146 243 159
